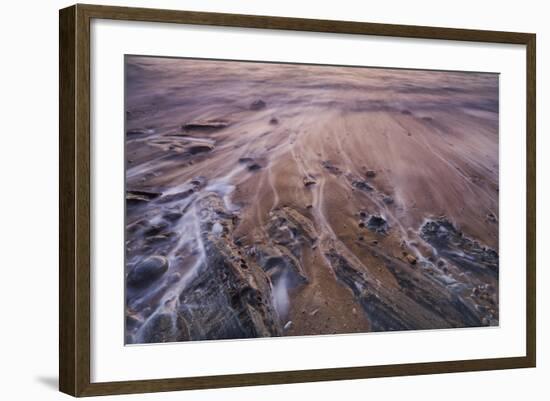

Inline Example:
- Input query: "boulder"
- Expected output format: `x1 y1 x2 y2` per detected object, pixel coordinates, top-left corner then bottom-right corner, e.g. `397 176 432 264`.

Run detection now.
127 255 169 288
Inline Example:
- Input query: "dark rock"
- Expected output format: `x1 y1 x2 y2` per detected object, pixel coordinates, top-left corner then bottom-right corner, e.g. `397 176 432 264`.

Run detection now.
140 312 189 343
303 176 317 187
321 160 342 176
190 176 208 188
364 248 483 329
365 170 376 178
173 194 281 340
250 99 266 110
420 218 498 276
325 250 411 331
404 254 417 265
486 212 497 223
126 128 153 136
126 219 151 235
126 190 162 204
143 221 170 237
383 196 394 205
125 313 141 330
238 157 264 171
352 180 374 192
182 120 229 131
248 163 262 171
163 211 183 222
266 207 317 259
188 144 214 154
269 117 279 125
127 255 169 288
145 233 173 244
367 215 388 234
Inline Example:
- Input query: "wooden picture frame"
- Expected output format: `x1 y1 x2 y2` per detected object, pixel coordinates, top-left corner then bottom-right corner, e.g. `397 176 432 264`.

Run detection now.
59 3 536 397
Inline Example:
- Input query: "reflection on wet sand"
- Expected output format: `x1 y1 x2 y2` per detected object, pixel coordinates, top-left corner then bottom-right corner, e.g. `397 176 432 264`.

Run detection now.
124 56 499 344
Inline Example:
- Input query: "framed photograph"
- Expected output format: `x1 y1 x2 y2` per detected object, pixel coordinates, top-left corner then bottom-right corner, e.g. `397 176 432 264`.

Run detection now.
59 4 536 397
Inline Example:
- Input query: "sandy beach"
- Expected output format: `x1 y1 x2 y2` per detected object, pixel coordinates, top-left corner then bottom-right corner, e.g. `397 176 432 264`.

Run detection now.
124 56 499 344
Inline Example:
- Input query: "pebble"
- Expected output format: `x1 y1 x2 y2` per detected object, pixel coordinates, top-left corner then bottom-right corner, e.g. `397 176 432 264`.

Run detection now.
383 196 394 205
247 163 262 171
303 177 317 187
250 99 266 110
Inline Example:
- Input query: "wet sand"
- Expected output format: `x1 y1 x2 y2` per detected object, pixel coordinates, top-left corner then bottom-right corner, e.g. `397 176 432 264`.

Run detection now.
124 56 499 344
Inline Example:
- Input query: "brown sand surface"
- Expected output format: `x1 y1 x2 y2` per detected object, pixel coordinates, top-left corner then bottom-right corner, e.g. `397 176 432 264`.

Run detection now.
124 56 499 344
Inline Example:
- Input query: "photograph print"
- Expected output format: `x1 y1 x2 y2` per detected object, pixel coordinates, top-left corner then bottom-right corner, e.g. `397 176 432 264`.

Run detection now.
124 56 499 345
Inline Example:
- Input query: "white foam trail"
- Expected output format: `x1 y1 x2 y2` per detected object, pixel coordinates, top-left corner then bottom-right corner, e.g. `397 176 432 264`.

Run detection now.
173 135 215 145
272 273 290 321
266 165 280 210
205 182 236 211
